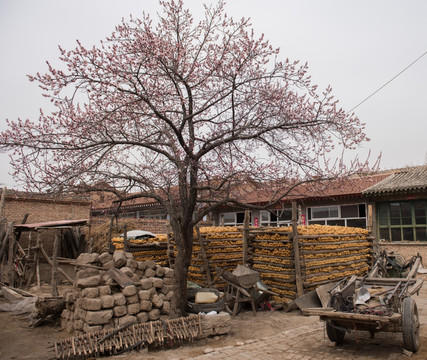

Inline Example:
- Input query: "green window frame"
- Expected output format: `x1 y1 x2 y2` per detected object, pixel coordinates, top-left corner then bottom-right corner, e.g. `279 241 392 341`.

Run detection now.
377 200 427 241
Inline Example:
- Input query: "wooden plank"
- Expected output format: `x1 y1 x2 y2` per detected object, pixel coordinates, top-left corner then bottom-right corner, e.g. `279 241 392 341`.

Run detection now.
196 227 211 285
39 243 74 284
51 234 60 296
7 229 16 286
242 210 250 266
106 268 134 288
292 202 304 297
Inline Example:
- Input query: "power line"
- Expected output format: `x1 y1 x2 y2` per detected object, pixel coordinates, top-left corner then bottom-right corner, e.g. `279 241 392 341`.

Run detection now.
350 50 427 113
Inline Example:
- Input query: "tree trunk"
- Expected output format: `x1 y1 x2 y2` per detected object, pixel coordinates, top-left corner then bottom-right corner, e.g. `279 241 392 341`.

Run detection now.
171 223 194 317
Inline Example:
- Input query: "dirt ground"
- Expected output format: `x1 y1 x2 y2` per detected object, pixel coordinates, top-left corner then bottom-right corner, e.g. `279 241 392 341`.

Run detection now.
1 284 427 360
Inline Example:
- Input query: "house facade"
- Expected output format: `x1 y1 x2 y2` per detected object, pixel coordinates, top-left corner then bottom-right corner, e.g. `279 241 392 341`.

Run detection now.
91 165 427 258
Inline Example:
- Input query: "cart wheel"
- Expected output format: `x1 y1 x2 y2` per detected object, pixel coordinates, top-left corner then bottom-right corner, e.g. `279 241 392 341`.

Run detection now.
326 321 345 345
402 297 420 352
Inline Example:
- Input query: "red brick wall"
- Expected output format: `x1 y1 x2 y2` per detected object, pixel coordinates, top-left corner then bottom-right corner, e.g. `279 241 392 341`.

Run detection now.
2 198 90 224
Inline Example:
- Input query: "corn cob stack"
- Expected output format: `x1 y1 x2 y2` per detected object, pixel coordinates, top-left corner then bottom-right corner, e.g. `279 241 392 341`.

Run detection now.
112 234 170 266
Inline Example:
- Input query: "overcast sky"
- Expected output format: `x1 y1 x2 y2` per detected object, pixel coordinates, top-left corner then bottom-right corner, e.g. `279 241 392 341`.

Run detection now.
0 0 426 189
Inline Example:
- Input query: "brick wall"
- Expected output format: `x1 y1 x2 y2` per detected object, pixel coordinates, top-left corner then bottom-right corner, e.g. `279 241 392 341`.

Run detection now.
2 197 90 224
379 242 427 263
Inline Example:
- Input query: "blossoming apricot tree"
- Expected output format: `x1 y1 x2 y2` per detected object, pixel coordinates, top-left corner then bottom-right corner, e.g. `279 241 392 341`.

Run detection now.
0 0 374 314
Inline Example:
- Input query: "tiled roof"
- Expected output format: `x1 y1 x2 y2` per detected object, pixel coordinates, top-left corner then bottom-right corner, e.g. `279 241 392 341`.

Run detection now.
362 166 427 195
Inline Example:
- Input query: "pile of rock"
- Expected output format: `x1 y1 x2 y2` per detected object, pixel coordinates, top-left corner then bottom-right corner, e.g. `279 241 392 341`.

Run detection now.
61 251 175 334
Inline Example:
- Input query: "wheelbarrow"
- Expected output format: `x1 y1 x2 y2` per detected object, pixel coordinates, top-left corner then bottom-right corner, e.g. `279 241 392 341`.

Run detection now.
220 265 277 319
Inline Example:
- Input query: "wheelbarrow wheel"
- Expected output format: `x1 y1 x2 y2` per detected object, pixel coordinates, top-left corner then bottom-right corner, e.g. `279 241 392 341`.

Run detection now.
326 320 345 345
402 296 420 352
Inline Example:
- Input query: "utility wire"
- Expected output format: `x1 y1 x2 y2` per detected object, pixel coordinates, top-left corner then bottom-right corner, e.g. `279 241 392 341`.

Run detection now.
350 50 427 113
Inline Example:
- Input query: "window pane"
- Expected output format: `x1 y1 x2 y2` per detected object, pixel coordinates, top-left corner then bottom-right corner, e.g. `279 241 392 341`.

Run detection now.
312 206 338 219
390 203 401 225
308 220 325 225
236 212 245 224
358 204 366 217
402 228 414 241
260 210 269 222
401 202 412 225
416 228 427 241
347 219 366 228
278 209 292 221
415 201 426 225
222 213 235 224
378 210 389 226
391 228 402 241
341 205 358 218
379 228 390 241
327 219 345 226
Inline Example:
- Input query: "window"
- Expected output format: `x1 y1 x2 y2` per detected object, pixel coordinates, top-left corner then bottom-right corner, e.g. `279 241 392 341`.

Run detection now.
307 204 367 228
260 209 292 227
137 209 167 219
377 200 427 241
220 212 251 226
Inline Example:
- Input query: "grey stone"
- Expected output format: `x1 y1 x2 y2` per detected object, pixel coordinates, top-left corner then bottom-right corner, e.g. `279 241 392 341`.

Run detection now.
113 305 127 317
164 268 175 278
85 309 113 325
139 300 153 312
122 285 137 297
161 301 171 315
99 252 113 264
127 303 140 315
144 268 156 278
120 266 135 278
148 308 160 321
140 278 152 290
136 312 149 323
98 285 111 296
113 251 127 268
145 260 156 269
83 323 103 333
76 253 100 265
138 289 154 301
101 295 115 309
151 294 164 309
137 261 147 271
126 259 138 270
161 284 174 295
118 315 137 327
112 293 126 306
81 287 99 298
150 277 164 289
123 252 134 260
80 298 103 311
76 275 102 288
155 266 165 277
126 294 139 304
103 260 115 269
77 268 100 279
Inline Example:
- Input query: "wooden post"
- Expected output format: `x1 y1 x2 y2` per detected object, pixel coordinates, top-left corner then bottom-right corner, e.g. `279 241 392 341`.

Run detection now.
0 186 6 217
36 232 41 288
88 237 93 254
7 230 16 286
292 202 304 297
108 216 114 252
51 234 60 296
367 204 373 232
242 210 250 266
196 226 212 285
123 224 128 252
0 221 13 263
